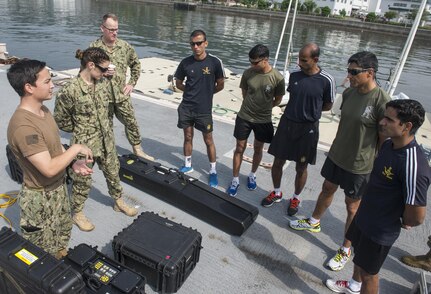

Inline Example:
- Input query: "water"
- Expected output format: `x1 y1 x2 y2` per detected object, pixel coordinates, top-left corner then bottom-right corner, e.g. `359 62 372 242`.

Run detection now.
1 0 430 110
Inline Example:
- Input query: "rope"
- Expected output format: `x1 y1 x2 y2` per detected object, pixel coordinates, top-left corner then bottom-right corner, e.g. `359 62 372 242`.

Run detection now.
0 192 18 228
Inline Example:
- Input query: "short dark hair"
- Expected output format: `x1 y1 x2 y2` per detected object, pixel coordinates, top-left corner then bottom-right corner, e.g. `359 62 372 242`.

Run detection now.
102 13 118 23
348 51 378 72
249 44 269 60
386 99 425 135
75 47 110 69
190 30 206 41
7 59 46 97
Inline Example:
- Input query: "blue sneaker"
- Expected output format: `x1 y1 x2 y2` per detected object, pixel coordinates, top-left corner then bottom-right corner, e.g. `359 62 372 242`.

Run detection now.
179 166 193 174
209 173 218 188
247 176 257 190
228 181 240 197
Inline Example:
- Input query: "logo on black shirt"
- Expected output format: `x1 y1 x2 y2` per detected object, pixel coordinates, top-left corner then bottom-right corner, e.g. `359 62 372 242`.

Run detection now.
202 67 210 75
382 166 394 180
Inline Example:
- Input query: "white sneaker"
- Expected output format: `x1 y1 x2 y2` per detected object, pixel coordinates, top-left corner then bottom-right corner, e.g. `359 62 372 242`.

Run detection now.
325 279 360 294
327 247 351 271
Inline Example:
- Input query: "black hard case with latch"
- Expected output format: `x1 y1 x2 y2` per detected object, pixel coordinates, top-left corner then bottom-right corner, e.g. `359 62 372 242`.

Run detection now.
112 212 202 293
0 227 85 294
118 154 259 236
63 243 146 294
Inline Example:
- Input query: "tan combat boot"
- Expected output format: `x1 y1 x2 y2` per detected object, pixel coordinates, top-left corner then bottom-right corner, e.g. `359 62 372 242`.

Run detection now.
401 250 431 272
72 211 95 231
132 144 155 161
114 197 138 217
55 248 68 260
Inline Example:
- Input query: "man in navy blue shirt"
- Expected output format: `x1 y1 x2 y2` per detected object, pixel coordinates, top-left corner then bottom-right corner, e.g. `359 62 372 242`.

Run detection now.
326 99 430 294
261 43 335 211
175 30 225 188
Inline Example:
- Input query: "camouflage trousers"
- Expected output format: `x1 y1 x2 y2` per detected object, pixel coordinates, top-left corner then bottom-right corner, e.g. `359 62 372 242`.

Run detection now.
71 147 122 213
109 97 141 146
19 183 72 256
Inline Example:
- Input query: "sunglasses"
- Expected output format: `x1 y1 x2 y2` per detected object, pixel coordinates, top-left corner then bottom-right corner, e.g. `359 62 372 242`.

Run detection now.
347 68 369 76
189 41 205 47
102 24 118 33
95 63 109 73
249 58 264 65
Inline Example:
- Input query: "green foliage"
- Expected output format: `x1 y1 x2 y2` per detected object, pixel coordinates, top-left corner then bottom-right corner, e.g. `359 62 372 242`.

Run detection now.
339 8 346 17
321 6 331 17
257 0 270 9
384 10 398 21
241 0 254 6
301 0 317 13
408 9 430 21
281 0 291 11
366 12 378 22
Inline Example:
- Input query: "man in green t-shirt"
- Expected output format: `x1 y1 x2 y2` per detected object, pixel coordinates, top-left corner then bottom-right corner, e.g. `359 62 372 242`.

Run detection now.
227 44 285 197
289 51 391 272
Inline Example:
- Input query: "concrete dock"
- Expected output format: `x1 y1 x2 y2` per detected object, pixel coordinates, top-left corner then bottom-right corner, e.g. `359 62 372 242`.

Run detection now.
0 59 430 293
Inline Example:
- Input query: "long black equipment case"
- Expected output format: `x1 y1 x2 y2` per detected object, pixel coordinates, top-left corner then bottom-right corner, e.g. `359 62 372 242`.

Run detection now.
63 243 146 294
0 227 85 294
112 211 202 294
118 154 259 236
6 144 23 183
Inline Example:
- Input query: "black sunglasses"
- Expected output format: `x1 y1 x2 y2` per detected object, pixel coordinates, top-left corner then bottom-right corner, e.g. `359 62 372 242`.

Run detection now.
249 58 264 65
347 68 369 76
189 41 205 47
95 63 109 73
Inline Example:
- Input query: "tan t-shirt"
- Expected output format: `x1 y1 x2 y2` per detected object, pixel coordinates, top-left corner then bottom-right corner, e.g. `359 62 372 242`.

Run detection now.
7 105 65 189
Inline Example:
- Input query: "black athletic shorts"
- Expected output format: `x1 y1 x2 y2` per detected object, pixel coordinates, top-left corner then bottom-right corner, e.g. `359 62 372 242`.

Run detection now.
177 104 213 133
233 116 274 143
346 219 391 275
268 115 318 164
321 157 370 199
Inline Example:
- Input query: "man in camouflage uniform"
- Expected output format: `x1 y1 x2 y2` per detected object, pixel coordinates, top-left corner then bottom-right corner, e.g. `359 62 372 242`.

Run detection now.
90 13 154 161
54 47 138 232
7 59 93 257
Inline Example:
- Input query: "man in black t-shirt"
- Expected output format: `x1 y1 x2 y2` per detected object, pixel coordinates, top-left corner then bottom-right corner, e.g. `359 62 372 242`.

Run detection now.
261 43 335 212
174 29 225 188
326 99 430 294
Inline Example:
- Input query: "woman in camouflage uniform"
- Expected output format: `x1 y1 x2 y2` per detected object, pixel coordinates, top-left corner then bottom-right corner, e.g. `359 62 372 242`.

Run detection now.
54 47 137 232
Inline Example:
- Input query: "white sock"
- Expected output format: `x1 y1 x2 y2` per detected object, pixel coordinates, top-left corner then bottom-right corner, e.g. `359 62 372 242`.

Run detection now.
249 172 256 179
348 278 362 291
342 246 351 255
292 193 300 199
232 177 239 184
184 156 192 167
309 217 320 224
274 187 282 196
210 162 216 174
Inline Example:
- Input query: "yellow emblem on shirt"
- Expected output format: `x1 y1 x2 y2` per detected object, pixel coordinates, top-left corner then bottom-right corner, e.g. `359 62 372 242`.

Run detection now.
202 67 210 75
382 166 394 180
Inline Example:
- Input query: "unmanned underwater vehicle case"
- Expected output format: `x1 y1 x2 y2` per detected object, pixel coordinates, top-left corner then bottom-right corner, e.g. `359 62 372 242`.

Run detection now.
118 154 259 236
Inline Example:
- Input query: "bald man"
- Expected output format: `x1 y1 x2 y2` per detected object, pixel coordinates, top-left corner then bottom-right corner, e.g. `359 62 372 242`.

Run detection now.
261 43 335 213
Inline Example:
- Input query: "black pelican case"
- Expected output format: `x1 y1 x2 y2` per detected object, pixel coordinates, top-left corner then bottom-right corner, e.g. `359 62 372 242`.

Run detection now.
112 212 202 293
118 154 259 236
63 244 146 294
0 227 85 294
6 144 23 183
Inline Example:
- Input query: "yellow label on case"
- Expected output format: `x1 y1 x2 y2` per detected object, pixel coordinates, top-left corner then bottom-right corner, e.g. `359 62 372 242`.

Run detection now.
14 248 38 265
127 159 134 165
